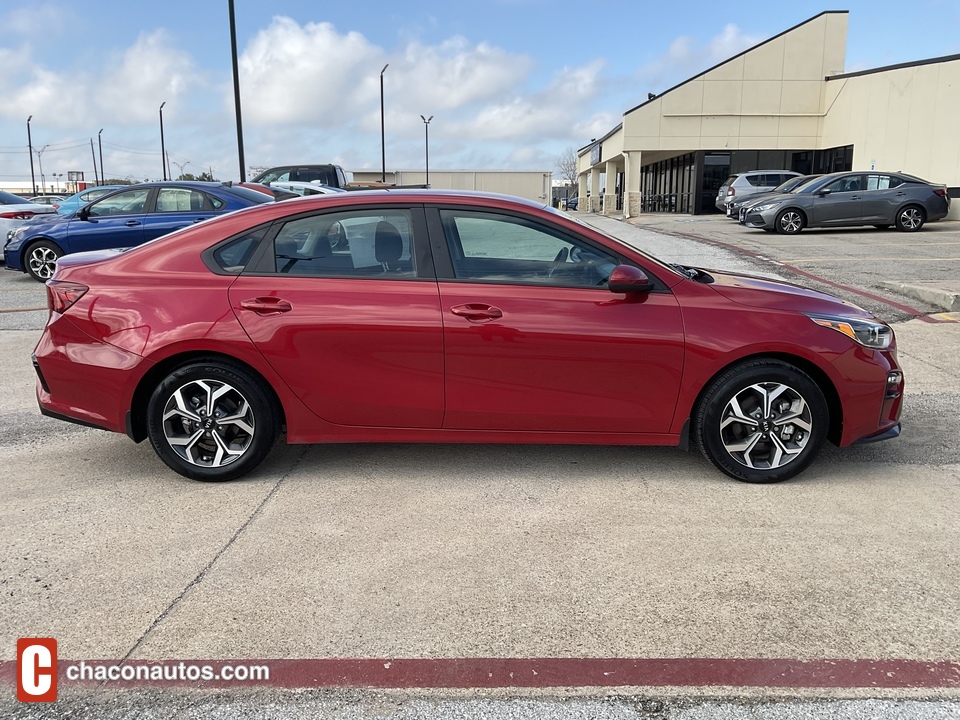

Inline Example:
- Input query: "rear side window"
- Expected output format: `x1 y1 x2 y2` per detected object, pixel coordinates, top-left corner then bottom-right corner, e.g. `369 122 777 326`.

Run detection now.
866 175 904 190
744 175 764 186
210 227 267 274
722 176 738 187
156 188 221 212
272 209 416 278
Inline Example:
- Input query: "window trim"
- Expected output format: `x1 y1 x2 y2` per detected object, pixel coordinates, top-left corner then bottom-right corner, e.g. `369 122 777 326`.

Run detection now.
424 204 671 293
241 204 436 281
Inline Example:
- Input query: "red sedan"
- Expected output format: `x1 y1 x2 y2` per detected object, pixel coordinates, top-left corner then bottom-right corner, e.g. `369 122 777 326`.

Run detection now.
33 191 903 483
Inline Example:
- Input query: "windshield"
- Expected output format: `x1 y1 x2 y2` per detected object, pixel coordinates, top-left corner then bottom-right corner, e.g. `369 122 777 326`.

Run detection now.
776 175 818 193
793 176 832 193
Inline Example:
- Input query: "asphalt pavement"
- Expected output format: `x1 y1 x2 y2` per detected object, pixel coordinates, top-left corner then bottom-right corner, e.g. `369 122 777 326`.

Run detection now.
1 217 959 718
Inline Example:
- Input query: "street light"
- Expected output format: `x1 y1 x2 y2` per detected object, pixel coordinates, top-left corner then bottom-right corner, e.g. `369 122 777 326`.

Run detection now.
52 173 63 193
171 159 191 179
420 115 433 187
98 129 104 185
35 145 48 194
159 101 167 181
27 115 36 195
380 63 389 183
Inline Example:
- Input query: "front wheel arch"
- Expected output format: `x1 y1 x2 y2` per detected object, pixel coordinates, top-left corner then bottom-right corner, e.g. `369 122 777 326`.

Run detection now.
127 351 286 443
684 352 843 449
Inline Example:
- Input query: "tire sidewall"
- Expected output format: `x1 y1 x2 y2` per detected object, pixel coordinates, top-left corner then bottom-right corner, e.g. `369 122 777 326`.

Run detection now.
25 240 61 283
146 360 279 482
696 360 828 483
775 209 804 235
895 206 925 232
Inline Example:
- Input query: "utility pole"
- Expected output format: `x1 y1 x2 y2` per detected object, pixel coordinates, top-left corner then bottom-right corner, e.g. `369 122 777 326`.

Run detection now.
159 101 167 181
27 116 37 195
228 0 246 181
90 139 99 185
380 64 389 182
98 129 105 184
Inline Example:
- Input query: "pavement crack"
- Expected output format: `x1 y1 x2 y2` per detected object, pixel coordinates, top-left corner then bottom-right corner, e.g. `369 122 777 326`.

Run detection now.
119 447 310 664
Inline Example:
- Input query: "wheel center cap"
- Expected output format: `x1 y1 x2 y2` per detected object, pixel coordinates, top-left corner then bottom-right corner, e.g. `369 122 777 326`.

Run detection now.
202 418 216 430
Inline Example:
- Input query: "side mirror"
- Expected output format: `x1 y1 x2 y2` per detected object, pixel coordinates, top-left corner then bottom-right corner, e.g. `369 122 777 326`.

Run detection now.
78 206 91 220
817 188 832 197
608 264 653 294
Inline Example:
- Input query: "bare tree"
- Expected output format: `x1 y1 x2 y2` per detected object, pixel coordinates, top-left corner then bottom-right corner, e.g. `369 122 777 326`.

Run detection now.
556 147 579 189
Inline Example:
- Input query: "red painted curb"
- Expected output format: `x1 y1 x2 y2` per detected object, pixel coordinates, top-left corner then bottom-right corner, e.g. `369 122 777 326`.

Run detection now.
3 658 960 690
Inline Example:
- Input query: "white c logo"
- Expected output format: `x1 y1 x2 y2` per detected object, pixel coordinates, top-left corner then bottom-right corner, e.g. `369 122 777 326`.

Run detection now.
21 645 53 696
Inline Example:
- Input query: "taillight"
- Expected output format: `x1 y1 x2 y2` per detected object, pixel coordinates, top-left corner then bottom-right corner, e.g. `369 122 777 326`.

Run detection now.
0 210 35 220
46 280 88 313
933 188 947 197
726 187 735 196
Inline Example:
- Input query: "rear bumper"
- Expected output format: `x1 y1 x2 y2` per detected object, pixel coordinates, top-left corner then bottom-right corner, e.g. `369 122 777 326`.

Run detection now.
33 314 148 435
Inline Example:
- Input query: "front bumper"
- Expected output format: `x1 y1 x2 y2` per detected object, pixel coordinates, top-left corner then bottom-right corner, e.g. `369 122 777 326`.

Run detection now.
741 207 778 229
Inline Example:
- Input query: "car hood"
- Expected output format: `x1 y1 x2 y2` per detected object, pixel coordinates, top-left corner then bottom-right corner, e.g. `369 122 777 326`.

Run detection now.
705 269 874 318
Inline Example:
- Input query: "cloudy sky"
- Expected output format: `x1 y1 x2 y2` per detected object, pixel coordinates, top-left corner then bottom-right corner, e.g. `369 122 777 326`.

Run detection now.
1 0 958 189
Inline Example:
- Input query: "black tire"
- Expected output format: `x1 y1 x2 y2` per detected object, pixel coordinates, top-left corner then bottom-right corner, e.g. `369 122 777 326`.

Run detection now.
25 239 62 282
895 205 925 232
775 209 805 235
146 359 280 481
695 359 828 483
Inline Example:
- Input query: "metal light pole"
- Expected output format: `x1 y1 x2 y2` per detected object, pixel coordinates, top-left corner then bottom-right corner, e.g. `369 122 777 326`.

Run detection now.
420 115 433 187
159 101 167 181
228 0 246 181
27 115 37 195
380 63 389 182
98 129 105 185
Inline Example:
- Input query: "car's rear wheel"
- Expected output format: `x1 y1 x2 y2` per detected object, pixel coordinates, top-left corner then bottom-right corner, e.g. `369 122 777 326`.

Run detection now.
25 240 62 282
775 209 805 234
895 205 925 232
695 359 828 483
146 360 280 481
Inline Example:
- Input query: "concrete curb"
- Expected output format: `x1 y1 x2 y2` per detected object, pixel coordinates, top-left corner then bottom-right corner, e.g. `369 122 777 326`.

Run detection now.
878 281 960 312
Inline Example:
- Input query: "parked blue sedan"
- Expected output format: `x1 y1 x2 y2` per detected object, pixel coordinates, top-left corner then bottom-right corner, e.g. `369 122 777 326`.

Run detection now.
4 182 274 281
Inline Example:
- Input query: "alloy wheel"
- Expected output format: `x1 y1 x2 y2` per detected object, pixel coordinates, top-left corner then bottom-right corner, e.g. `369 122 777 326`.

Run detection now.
898 207 923 230
27 245 59 280
719 382 812 470
161 379 255 468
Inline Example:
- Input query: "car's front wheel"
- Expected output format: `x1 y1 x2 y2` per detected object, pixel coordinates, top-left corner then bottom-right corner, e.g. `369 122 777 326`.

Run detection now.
695 359 828 483
25 240 62 282
775 209 805 234
895 205 925 232
146 360 280 481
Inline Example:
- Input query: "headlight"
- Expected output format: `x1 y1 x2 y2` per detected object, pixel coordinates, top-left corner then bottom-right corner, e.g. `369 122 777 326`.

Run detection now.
752 203 780 213
807 314 893 349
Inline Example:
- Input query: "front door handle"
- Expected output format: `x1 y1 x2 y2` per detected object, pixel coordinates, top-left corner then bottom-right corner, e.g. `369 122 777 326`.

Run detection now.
240 297 293 315
124 220 142 226
193 217 210 223
450 303 503 322
850 195 861 200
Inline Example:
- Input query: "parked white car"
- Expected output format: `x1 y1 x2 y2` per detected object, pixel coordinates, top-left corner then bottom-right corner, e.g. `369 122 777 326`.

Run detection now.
1 190 57 242
269 181 348 198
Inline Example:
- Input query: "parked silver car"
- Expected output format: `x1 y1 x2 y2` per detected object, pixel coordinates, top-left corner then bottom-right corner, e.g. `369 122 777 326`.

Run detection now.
740 171 951 234
715 170 801 212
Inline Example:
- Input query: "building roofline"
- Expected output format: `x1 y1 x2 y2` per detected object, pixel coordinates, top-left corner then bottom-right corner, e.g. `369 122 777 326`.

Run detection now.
623 11 849 116
826 52 960 80
577 124 623 157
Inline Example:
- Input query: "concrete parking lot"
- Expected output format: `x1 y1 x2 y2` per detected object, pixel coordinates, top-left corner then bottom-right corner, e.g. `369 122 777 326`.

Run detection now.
1 219 959 718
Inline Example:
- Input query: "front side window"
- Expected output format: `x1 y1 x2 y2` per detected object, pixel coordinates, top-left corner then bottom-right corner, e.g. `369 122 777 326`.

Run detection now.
272 209 416 278
86 188 151 217
824 175 864 194
439 209 618 288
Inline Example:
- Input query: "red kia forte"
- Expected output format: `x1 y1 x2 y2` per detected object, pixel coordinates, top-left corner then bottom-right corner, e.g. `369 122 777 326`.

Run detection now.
33 191 903 483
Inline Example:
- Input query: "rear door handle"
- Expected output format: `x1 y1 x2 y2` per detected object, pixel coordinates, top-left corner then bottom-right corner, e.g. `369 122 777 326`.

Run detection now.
193 217 211 223
124 220 141 226
240 297 293 315
450 303 503 322
850 195 861 200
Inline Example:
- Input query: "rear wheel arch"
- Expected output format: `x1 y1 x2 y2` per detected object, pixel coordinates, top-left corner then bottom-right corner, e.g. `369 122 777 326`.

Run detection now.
684 352 843 448
127 351 286 443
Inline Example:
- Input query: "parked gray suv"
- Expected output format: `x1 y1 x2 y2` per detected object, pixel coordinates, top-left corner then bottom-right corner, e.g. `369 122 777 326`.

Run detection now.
715 170 801 213
740 171 951 234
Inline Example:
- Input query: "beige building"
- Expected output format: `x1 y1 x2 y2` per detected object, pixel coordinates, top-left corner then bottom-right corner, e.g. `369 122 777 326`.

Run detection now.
351 170 552 204
578 10 960 219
